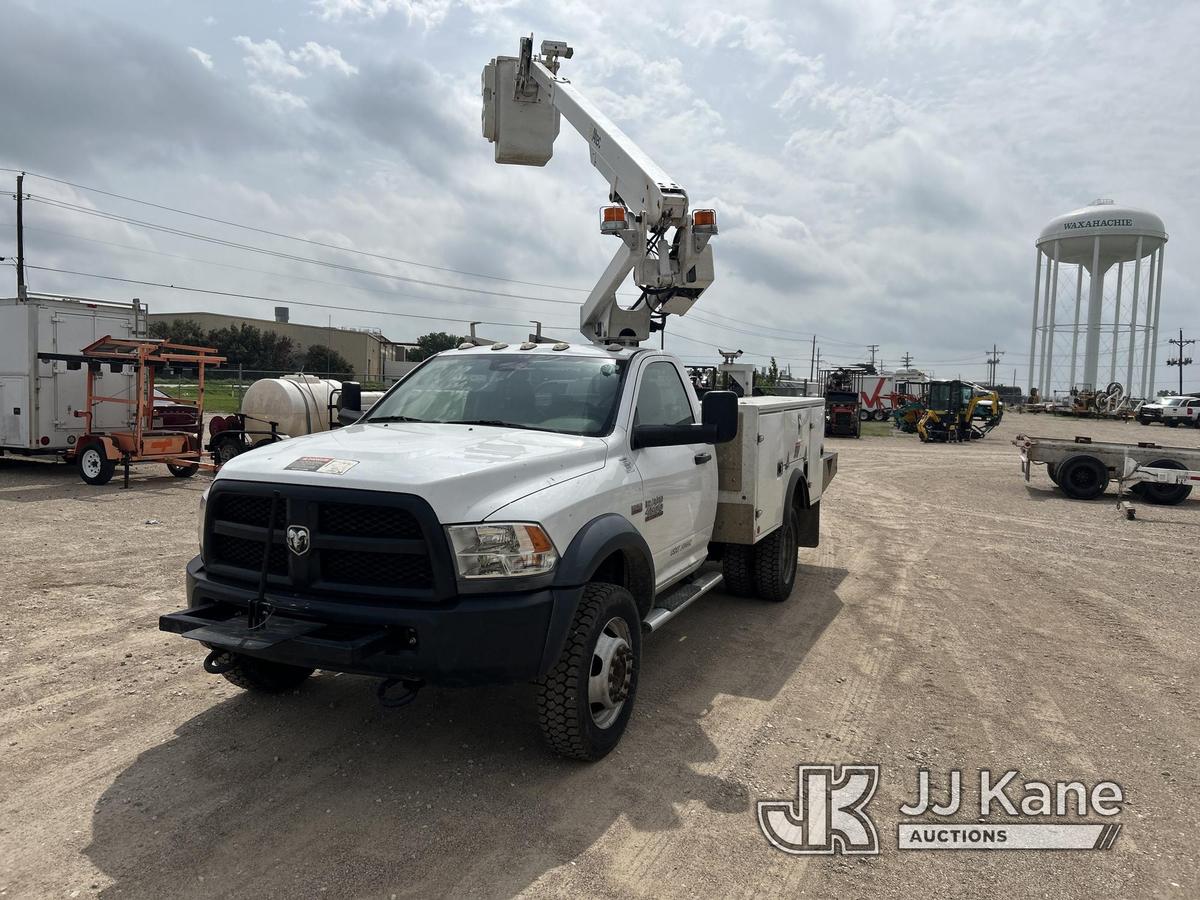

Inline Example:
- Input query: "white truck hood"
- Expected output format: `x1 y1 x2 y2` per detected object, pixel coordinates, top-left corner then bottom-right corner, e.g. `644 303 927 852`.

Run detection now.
215 422 609 523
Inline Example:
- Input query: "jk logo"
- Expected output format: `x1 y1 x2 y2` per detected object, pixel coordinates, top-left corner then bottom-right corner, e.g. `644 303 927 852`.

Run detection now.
758 764 880 855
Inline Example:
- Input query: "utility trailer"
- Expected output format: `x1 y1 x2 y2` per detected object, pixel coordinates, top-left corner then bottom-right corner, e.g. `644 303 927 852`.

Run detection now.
1014 433 1200 505
0 294 146 456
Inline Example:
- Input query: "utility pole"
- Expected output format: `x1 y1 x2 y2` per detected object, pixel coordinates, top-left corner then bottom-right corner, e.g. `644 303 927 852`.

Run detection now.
985 344 1005 387
809 335 817 381
1167 329 1194 396
867 344 879 368
15 173 27 299
900 352 914 369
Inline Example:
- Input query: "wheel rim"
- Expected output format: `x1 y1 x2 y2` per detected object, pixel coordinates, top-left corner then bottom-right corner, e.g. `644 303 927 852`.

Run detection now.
1068 466 1097 492
81 449 102 478
588 617 634 729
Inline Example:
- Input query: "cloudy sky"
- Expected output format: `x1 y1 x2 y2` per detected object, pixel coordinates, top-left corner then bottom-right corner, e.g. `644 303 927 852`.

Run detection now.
1 0 1197 390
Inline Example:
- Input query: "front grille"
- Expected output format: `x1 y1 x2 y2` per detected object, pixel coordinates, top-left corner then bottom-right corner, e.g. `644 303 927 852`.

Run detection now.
321 548 433 587
212 533 288 575
217 493 286 529
205 484 446 600
319 503 421 539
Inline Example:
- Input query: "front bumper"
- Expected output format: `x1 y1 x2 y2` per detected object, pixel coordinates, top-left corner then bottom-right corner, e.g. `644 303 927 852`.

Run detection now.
161 557 583 686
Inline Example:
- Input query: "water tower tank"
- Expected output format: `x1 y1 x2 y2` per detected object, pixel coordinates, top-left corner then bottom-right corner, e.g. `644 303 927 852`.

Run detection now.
1028 200 1167 400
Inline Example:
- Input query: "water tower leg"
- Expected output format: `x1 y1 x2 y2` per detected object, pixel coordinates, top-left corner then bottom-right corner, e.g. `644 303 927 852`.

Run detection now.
1081 236 1104 393
1146 247 1166 397
1028 249 1042 398
1069 263 1084 392
1043 241 1061 397
1125 237 1143 395
1140 247 1158 398
1109 261 1123 387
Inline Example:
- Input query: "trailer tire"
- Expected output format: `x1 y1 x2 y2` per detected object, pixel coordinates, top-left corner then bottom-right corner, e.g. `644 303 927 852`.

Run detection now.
77 444 115 486
167 463 199 477
1140 458 1192 505
858 408 870 421
537 582 639 761
752 507 799 602
1046 462 1059 485
211 434 245 467
1056 455 1110 501
874 409 888 421
220 656 314 693
721 544 755 597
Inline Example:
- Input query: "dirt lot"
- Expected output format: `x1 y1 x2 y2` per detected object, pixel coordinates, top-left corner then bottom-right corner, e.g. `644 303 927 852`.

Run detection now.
2 413 1198 899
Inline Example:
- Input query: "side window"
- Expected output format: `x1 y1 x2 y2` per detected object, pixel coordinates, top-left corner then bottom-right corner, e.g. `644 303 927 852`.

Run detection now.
635 362 695 428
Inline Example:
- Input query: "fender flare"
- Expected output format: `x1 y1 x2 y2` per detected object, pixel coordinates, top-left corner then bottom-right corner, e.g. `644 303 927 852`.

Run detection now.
538 514 655 676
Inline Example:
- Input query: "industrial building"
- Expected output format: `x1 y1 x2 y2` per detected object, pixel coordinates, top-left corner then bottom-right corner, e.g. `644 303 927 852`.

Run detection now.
146 307 410 380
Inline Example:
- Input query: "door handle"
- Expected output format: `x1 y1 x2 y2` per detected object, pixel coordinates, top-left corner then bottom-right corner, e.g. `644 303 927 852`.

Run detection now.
694 451 712 465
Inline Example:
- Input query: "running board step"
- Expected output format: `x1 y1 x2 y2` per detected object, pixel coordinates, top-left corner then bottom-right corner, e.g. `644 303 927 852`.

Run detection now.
643 570 724 633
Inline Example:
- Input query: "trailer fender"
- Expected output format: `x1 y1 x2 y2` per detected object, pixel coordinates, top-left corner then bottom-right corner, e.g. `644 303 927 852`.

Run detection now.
75 435 120 461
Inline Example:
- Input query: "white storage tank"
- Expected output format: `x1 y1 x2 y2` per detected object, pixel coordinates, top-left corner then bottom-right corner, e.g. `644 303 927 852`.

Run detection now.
240 374 384 437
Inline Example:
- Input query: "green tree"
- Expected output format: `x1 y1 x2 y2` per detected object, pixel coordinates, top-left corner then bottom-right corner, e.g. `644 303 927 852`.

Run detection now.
409 331 463 362
299 344 354 376
148 318 208 346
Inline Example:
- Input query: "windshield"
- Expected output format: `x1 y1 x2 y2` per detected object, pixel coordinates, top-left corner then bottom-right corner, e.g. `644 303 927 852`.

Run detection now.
1163 398 1185 406
364 353 628 437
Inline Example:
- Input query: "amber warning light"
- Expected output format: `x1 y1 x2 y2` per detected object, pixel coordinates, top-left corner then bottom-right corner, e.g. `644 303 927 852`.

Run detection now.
692 209 717 234
600 205 627 234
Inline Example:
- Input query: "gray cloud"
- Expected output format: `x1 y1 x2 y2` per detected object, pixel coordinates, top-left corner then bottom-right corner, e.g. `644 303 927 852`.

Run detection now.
0 1 273 172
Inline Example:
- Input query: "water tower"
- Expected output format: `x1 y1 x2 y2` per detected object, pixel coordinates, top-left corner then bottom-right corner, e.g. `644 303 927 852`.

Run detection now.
1028 200 1167 400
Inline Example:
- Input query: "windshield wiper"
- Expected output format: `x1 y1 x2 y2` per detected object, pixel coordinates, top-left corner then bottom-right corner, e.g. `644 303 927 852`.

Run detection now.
445 419 536 430
367 415 426 423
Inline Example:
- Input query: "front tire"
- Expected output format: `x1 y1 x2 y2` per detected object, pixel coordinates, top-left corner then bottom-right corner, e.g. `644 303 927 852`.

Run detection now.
537 583 640 761
221 656 314 693
77 445 115 485
752 506 799 602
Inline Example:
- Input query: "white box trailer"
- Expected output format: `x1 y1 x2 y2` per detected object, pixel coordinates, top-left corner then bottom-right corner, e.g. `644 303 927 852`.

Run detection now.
0 295 146 455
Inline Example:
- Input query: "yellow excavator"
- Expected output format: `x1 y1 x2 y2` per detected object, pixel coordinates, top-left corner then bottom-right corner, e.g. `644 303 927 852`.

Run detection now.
917 379 1003 443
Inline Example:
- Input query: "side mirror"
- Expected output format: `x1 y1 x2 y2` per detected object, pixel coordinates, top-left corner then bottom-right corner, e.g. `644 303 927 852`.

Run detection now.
337 381 362 426
631 391 740 449
702 391 739 444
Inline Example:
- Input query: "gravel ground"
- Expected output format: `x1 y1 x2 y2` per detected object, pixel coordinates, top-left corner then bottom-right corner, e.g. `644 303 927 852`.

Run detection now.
1 412 1197 899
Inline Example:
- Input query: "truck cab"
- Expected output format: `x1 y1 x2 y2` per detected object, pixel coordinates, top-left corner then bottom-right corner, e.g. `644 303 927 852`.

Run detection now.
163 342 832 758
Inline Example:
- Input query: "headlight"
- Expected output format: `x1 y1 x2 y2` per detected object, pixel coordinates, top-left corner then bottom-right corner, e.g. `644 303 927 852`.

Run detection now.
446 523 558 579
198 486 210 559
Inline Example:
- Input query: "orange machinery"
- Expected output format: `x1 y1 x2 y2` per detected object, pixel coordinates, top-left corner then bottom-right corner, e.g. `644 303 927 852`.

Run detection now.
41 336 226 486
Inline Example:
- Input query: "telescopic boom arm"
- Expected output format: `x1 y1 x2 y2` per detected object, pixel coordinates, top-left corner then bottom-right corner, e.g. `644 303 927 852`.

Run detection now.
483 36 716 345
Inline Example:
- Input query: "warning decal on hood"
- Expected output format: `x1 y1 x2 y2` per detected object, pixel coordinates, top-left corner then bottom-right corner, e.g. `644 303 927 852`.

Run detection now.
285 456 360 475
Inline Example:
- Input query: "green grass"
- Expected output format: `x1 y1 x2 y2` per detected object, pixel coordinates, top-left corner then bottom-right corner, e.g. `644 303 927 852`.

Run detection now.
165 382 244 414
859 420 896 437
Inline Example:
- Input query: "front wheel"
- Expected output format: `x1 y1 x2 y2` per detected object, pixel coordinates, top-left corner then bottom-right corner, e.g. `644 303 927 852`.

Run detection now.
537 583 640 761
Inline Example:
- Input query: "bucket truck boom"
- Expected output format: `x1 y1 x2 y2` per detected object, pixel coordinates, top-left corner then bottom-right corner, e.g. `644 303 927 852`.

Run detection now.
482 36 716 345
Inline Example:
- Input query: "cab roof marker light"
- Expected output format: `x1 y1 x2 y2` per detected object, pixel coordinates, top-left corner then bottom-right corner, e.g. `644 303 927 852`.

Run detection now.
491 342 509 350
552 342 570 351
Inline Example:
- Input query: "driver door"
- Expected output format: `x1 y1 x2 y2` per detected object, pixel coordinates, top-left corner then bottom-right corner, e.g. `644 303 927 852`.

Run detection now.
630 359 715 588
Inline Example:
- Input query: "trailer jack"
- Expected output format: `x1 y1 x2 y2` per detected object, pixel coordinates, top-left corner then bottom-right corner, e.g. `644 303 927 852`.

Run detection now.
377 677 424 709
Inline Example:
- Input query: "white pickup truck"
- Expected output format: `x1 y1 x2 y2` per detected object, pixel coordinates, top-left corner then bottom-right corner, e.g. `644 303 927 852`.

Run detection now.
162 345 834 758
161 35 836 759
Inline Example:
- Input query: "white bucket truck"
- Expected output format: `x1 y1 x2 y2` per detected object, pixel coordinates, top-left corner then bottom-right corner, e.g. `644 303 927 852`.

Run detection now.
162 37 836 759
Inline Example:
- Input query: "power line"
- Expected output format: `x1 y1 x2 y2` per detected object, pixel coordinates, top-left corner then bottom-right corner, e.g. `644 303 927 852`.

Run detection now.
1167 329 1195 396
17 262 580 333
7 167 597 294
